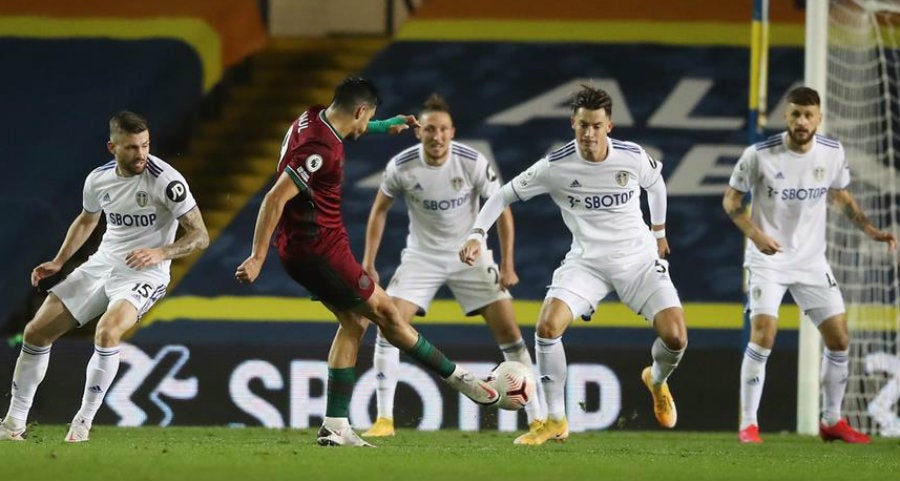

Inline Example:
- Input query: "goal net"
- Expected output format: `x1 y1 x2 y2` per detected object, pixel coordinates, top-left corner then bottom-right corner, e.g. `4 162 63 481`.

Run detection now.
825 0 900 436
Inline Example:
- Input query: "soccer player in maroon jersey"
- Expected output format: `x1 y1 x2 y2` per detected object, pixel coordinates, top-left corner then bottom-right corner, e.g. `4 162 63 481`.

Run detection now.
235 77 499 447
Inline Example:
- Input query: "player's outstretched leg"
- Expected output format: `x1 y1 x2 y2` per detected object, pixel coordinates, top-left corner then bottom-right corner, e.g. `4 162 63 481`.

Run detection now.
364 288 498 406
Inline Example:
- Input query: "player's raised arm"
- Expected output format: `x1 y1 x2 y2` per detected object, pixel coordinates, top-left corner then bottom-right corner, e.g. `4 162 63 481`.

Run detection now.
828 188 898 250
460 188 514 265
362 189 395 284
236 171 300 283
32 209 102 287
367 115 420 136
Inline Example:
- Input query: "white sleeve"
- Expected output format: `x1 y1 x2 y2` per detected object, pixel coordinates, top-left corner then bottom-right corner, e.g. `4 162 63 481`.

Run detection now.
507 158 551 202
161 170 197 218
637 149 663 188
470 186 515 234
474 154 502 199
729 147 757 192
82 174 101 213
831 143 851 189
380 159 401 198
644 175 668 226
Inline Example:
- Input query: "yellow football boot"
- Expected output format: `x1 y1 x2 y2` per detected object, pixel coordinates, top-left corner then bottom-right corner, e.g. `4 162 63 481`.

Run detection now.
642 366 677 428
513 418 568 445
362 417 395 437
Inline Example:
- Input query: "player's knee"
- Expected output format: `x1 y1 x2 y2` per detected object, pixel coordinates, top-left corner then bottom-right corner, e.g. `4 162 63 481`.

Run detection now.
824 333 849 351
22 321 53 347
535 320 564 339
94 327 122 347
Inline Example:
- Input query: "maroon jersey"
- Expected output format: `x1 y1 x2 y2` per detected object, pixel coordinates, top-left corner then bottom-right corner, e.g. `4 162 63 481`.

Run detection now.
274 106 347 254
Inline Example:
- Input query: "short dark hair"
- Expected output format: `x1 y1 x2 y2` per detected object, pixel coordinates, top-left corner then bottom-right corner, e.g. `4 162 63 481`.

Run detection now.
787 86 820 106
571 85 613 116
421 93 451 116
331 77 381 113
109 110 148 137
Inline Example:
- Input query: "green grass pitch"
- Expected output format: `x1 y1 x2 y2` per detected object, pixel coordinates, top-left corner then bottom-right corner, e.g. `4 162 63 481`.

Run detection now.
1 426 897 481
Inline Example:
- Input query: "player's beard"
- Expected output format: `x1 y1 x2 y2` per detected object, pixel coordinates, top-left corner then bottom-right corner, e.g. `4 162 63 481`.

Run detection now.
788 126 816 146
125 158 147 175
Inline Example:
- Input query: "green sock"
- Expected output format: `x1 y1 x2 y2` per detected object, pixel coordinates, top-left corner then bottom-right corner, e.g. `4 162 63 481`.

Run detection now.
404 335 456 378
326 367 356 418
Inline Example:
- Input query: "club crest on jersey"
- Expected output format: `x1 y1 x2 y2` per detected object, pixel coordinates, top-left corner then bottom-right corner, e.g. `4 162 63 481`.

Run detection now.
814 167 825 181
451 177 465 191
306 154 323 173
135 191 149 208
615 171 629 187
752 286 762 299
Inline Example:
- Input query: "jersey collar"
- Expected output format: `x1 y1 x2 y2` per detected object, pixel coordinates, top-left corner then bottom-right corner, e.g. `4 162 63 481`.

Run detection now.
319 109 343 143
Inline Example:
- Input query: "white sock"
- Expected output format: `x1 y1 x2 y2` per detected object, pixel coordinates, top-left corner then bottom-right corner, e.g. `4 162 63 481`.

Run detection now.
499 339 545 423
74 345 121 423
650 337 685 384
535 334 567 421
373 331 399 420
323 416 350 431
821 348 849 427
5 342 52 428
740 342 771 429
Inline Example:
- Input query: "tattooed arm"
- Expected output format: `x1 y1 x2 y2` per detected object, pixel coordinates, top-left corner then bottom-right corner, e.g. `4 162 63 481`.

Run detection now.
125 207 210 269
828 189 897 250
722 187 782 255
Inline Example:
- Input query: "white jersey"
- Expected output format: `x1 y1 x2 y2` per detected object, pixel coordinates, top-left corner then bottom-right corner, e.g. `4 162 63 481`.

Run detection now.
81 155 197 279
381 141 501 252
504 137 662 264
729 132 849 271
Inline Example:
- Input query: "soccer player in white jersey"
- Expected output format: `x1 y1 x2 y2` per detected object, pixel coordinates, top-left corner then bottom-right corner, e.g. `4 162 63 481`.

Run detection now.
460 85 688 444
723 87 896 444
360 94 545 443
0 111 209 442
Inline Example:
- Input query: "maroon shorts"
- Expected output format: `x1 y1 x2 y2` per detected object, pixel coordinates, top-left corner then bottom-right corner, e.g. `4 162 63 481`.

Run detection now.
278 240 375 311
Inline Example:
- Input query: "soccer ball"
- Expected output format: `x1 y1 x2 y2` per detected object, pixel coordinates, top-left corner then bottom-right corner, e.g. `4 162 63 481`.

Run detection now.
487 361 536 411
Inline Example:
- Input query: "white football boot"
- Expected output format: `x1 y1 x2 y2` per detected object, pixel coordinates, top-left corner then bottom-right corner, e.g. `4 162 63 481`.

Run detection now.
444 366 500 406
316 425 375 447
0 418 27 441
65 417 91 443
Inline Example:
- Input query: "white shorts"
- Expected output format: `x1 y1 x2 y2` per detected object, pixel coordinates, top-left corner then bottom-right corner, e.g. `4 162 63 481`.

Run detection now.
546 254 682 322
50 258 168 327
386 248 511 315
746 265 845 325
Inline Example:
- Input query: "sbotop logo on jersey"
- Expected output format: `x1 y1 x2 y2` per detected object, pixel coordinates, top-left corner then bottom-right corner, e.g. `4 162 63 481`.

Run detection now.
422 192 472 211
107 212 157 227
582 190 636 209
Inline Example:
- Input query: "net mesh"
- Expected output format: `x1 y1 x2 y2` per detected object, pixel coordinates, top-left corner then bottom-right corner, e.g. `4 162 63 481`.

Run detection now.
825 0 900 436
